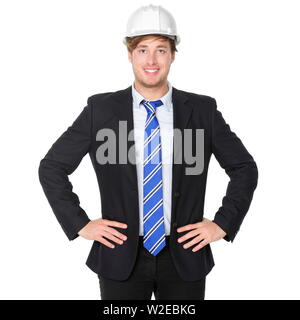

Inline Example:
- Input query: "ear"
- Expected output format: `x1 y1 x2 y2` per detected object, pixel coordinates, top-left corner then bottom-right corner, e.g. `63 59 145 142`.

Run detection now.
128 50 132 63
171 52 175 63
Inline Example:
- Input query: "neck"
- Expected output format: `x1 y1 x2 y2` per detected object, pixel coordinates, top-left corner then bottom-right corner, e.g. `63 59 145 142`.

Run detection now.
134 80 169 101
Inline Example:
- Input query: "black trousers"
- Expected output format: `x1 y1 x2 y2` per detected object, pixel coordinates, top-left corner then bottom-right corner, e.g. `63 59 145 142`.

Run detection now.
98 236 206 300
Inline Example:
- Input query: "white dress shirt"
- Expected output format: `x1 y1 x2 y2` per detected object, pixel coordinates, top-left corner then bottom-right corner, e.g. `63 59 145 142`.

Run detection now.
131 81 174 236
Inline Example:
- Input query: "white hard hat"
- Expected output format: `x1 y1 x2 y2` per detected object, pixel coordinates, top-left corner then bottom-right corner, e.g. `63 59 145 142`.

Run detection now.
123 4 180 46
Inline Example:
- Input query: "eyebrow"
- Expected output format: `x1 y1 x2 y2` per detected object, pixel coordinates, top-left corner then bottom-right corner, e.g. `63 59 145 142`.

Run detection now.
137 45 168 49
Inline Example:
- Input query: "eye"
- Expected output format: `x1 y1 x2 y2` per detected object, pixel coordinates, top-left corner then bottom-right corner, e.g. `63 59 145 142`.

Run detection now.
138 49 146 53
158 49 166 53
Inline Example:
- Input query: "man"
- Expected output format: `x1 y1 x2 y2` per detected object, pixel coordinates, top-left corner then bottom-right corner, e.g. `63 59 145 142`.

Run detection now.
38 4 258 300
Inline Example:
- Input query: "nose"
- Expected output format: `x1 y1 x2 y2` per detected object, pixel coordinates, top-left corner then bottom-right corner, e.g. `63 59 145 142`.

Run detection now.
146 51 158 65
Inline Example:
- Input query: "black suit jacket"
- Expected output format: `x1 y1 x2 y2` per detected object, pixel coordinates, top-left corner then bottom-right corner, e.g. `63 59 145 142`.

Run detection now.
38 85 258 281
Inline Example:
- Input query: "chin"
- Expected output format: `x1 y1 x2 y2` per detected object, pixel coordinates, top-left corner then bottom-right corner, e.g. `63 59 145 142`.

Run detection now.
143 81 162 88
141 77 165 87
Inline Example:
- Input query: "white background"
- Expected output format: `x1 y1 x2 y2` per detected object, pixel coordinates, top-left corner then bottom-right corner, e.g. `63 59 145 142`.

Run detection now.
1 0 299 300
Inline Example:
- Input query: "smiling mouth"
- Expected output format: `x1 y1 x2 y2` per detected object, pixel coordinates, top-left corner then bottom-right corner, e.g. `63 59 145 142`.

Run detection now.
144 69 160 75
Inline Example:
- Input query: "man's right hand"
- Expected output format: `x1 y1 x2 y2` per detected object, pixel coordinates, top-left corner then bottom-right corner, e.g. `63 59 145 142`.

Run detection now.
78 218 128 248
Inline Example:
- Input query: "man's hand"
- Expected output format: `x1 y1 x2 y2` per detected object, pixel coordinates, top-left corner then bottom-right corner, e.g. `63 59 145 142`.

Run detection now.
177 218 226 252
78 218 128 249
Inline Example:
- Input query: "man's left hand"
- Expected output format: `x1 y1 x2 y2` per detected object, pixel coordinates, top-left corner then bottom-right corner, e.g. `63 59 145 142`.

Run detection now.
177 218 227 252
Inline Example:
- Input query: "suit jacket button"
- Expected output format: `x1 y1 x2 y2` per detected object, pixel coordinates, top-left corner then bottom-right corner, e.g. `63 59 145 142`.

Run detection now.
173 222 178 228
174 192 180 198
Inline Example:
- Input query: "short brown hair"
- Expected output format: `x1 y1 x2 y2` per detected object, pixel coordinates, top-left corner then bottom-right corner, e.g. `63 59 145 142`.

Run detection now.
125 34 178 54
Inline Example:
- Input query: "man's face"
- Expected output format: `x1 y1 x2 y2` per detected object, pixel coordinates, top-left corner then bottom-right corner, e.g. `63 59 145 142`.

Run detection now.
128 36 175 88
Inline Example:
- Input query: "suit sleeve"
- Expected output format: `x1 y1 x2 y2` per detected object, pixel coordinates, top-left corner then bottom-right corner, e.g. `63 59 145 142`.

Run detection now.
38 99 93 241
210 98 258 242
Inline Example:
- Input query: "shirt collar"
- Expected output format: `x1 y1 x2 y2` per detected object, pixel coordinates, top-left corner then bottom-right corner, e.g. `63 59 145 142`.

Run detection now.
131 80 173 112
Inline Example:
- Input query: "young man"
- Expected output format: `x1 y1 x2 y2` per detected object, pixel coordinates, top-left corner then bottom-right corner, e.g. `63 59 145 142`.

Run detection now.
38 5 258 300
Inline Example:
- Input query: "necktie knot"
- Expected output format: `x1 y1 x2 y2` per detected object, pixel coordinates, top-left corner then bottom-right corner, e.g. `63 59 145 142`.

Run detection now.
142 99 163 115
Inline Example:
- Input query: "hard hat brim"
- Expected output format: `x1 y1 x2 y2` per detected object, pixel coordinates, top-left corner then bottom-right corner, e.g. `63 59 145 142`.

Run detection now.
123 33 180 46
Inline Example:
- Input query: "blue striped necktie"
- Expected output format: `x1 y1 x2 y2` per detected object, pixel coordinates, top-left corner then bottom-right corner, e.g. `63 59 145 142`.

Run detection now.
141 99 166 256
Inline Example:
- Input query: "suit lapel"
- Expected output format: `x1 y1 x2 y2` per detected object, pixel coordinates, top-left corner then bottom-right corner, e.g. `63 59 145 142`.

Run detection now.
111 86 137 188
171 87 192 222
